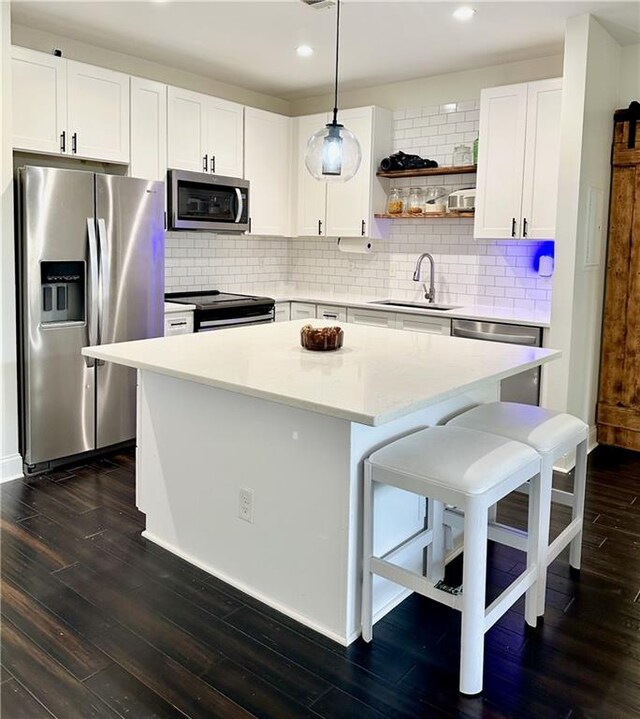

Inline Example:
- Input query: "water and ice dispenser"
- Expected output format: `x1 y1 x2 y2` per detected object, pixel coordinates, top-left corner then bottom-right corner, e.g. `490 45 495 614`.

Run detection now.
40 261 85 324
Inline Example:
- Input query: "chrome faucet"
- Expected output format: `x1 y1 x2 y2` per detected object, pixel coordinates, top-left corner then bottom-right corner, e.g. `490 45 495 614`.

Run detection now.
413 252 436 303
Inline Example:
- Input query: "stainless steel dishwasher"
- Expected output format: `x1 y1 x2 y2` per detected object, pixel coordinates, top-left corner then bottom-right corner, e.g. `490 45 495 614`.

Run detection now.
451 319 543 405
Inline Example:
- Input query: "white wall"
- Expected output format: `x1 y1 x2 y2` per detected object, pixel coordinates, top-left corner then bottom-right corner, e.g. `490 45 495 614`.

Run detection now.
290 54 563 115
543 15 621 432
11 23 290 115
619 43 640 107
1 3 22 481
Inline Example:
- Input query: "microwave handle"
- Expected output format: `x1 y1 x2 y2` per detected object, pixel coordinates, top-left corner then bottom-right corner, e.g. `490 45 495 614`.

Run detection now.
234 188 243 223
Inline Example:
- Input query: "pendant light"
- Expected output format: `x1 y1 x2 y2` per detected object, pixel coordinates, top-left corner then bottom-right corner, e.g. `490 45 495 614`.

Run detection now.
304 0 361 182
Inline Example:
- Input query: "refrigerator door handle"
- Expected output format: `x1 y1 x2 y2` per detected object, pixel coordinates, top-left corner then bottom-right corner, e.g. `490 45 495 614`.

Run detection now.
97 218 110 360
85 218 99 367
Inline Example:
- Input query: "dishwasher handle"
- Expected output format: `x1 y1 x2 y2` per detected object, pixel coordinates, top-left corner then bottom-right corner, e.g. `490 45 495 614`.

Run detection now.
453 327 539 345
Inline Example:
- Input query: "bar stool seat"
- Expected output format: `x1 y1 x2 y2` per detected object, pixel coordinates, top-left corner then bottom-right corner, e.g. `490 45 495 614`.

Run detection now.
362 425 543 695
448 402 589 615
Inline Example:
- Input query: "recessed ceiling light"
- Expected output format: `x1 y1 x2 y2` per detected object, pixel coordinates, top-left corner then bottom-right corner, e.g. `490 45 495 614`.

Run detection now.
296 45 314 58
453 6 476 21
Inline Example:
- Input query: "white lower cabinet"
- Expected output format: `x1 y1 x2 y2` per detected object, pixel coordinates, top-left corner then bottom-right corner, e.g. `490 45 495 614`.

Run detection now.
164 310 194 336
290 302 317 321
317 305 347 322
395 313 451 335
274 302 291 322
346 308 395 329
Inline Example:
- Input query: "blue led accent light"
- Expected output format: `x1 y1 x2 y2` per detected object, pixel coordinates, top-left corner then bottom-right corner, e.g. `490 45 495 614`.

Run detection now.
533 241 555 273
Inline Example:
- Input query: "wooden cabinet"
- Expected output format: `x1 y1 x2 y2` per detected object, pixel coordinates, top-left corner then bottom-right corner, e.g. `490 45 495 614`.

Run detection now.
474 78 562 240
290 302 317 321
597 108 640 450
130 77 167 181
294 106 392 239
245 108 292 236
12 47 129 163
167 86 243 176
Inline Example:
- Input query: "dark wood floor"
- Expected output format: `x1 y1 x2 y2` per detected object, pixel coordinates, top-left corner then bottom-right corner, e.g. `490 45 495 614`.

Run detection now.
1 445 639 719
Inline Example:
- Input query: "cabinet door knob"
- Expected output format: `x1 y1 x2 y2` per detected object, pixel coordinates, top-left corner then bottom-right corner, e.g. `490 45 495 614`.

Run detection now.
60 130 66 153
511 217 517 238
72 132 77 154
203 154 208 172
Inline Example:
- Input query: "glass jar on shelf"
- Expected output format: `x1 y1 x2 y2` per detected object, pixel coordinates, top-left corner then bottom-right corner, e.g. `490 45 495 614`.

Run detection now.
452 144 472 166
386 188 404 215
407 187 424 215
423 186 447 214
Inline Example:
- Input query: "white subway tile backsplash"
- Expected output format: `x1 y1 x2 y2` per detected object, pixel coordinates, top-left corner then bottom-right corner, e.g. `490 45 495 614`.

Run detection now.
165 99 551 310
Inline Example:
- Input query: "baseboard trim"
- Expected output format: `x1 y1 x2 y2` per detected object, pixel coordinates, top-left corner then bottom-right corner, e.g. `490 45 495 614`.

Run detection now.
1 453 23 483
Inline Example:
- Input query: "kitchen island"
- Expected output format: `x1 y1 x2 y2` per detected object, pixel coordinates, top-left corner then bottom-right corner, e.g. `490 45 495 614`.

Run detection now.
83 320 559 645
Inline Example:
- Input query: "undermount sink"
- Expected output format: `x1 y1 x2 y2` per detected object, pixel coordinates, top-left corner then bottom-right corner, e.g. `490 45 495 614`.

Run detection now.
371 300 462 311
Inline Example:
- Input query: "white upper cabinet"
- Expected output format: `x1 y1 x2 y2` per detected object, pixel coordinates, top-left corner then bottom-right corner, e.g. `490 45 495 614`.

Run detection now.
244 107 292 236
12 47 66 154
130 77 167 182
296 112 329 237
167 87 243 176
204 97 244 177
167 87 207 172
294 106 392 239
520 79 563 240
474 78 562 240
12 47 129 163
66 61 130 163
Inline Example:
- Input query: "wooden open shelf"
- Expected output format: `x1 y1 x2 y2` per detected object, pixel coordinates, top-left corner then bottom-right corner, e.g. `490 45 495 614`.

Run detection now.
375 211 475 219
376 164 477 178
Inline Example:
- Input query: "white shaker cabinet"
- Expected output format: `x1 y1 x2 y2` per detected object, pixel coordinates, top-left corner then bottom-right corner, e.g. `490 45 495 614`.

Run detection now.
290 302 317 321
66 61 130 163
12 47 66 155
296 112 329 237
346 307 395 329
274 303 291 322
474 78 562 240
317 305 348 322
245 108 292 236
395 313 451 335
130 77 167 182
12 47 130 163
294 106 392 239
167 87 243 177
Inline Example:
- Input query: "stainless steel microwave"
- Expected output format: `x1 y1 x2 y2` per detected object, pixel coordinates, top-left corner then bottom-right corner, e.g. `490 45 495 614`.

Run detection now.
167 169 250 232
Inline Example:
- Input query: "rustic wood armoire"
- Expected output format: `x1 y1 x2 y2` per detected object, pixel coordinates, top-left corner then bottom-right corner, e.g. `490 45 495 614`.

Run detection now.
598 102 640 450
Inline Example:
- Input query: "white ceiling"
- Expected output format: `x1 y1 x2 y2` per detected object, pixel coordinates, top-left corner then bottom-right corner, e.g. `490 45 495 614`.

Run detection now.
10 1 640 100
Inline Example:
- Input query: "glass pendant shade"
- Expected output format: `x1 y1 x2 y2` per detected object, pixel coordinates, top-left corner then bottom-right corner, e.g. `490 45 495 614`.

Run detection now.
305 122 362 182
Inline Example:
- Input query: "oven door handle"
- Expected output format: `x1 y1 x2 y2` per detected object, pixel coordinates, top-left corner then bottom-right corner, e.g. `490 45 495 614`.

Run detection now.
234 188 243 224
199 313 274 330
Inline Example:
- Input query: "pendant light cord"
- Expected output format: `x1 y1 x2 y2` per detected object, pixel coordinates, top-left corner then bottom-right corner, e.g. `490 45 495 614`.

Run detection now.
332 0 340 126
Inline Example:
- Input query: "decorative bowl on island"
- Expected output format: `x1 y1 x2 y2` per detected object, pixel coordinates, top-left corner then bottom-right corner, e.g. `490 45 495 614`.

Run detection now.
300 324 344 351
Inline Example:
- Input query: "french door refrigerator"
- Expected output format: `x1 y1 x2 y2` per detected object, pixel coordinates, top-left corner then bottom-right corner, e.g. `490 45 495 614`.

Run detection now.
16 166 165 473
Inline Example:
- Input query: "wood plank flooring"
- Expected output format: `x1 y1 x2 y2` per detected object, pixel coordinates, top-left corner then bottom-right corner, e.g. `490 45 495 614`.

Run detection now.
1 445 639 718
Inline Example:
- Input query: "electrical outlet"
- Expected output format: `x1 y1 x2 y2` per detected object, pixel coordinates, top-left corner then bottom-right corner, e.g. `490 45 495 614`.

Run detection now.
238 488 254 523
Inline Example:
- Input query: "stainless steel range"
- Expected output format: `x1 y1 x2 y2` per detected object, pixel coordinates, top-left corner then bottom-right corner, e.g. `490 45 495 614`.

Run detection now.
165 290 275 332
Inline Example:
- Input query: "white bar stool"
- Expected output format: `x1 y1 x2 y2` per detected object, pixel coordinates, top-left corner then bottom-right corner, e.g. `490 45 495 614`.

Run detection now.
447 402 588 616
362 425 543 695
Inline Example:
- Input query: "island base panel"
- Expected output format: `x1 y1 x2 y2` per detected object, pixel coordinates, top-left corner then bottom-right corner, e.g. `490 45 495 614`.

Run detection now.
135 369 499 644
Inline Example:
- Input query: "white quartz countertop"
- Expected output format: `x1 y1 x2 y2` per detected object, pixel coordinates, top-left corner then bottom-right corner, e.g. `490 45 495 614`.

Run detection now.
254 288 550 328
83 320 559 426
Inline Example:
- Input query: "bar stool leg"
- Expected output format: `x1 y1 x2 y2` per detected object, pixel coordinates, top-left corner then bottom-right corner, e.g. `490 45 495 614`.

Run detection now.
569 438 588 570
459 500 488 695
361 460 374 643
426 499 445 582
524 471 547 625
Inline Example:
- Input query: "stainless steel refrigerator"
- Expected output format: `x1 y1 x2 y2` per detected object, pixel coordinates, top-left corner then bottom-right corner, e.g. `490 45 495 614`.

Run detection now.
16 166 165 472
